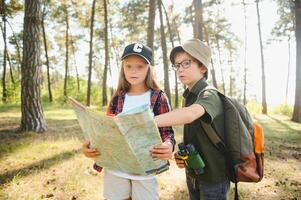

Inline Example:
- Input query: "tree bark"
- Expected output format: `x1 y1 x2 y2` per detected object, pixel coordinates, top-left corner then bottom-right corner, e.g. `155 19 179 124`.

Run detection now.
158 0 171 102
256 0 267 114
193 0 203 41
87 0 96 106
1 0 7 103
292 0 301 122
102 0 108 106
42 4 52 102
20 0 47 132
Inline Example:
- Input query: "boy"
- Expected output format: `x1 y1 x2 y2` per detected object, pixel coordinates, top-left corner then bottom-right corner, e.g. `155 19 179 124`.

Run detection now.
153 38 230 200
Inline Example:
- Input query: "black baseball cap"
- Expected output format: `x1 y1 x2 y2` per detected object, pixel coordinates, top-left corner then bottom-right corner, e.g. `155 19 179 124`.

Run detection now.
121 43 153 65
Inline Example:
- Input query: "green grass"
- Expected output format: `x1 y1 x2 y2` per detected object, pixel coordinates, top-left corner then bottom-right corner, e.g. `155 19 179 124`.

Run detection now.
0 104 300 199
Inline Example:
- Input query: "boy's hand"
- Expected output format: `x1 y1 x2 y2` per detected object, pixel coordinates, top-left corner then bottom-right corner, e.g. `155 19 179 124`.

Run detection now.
149 141 173 160
174 153 186 168
82 141 100 158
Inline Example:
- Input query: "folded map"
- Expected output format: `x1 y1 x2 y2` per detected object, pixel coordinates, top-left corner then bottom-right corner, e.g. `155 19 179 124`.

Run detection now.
70 98 169 175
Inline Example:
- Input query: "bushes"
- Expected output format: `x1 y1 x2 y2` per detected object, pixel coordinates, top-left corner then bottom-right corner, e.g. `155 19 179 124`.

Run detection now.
271 104 293 117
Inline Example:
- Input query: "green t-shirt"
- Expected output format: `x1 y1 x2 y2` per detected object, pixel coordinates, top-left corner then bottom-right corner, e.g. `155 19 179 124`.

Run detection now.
183 78 228 183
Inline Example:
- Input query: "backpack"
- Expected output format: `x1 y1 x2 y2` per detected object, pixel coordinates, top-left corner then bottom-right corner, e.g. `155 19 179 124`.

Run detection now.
197 86 264 200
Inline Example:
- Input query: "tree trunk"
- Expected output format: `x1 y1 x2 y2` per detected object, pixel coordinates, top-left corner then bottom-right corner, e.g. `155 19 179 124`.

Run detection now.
7 21 22 73
204 28 218 89
243 0 247 105
1 23 15 85
42 4 52 102
158 0 171 102
292 0 301 122
216 37 226 94
229 50 234 97
161 1 178 108
210 58 218 88
1 0 7 103
103 0 109 106
109 18 121 84
7 51 15 85
285 36 291 105
147 0 156 64
256 0 267 114
20 0 47 132
63 5 69 102
173 17 181 44
193 0 203 41
70 36 80 92
87 0 96 106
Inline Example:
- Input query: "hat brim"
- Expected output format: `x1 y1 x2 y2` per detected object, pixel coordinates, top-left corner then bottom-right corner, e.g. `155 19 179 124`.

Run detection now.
121 53 151 64
169 45 209 69
169 45 208 79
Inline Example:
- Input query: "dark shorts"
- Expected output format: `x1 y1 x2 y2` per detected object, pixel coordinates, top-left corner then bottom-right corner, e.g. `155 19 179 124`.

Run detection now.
186 175 230 200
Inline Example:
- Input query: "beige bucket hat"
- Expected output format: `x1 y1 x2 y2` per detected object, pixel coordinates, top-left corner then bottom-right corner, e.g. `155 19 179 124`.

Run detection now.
170 38 211 69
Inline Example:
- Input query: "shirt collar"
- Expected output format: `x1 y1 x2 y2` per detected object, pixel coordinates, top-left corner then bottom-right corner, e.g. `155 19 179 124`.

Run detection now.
183 78 208 98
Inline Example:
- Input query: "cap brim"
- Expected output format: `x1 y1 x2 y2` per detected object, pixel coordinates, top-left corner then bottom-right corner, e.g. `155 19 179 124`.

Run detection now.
121 53 151 64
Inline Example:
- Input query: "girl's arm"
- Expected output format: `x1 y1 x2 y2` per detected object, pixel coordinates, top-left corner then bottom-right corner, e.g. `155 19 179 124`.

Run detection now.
154 104 205 127
150 91 175 160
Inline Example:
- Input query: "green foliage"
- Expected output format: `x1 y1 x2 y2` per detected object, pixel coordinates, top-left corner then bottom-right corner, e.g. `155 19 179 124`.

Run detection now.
5 80 21 103
246 100 262 115
271 104 293 117
118 0 148 42
39 71 108 107
270 0 294 41
0 72 21 103
0 0 23 17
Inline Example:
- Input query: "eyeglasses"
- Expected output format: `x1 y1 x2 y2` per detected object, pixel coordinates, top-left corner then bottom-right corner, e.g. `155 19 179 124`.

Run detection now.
172 60 193 71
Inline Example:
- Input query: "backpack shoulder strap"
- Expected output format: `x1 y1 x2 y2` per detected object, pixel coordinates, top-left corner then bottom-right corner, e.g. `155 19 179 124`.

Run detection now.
200 120 226 152
196 86 226 152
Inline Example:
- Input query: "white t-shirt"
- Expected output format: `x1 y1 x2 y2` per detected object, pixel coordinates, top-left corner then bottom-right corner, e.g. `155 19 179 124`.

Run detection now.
106 90 156 180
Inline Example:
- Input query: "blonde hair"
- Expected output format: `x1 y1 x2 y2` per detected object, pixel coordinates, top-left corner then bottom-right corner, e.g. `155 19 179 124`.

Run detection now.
111 61 160 101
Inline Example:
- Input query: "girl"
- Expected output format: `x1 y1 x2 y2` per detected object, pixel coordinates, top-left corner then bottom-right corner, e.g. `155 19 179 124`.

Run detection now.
82 43 175 200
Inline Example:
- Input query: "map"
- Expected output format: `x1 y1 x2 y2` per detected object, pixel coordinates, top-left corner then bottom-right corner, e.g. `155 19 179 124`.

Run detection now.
70 98 169 175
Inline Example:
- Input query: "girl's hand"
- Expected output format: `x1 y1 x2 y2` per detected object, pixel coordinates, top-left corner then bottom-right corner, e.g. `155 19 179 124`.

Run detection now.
149 141 173 160
82 141 100 158
174 153 186 168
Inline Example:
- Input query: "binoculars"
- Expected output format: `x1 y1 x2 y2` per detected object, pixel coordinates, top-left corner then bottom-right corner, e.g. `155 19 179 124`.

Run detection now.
177 142 205 175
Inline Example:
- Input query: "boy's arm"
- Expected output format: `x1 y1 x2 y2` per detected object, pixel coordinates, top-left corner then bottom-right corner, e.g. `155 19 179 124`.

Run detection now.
154 104 205 127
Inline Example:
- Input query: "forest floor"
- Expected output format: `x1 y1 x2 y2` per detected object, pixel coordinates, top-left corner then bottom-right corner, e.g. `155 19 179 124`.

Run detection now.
0 104 300 200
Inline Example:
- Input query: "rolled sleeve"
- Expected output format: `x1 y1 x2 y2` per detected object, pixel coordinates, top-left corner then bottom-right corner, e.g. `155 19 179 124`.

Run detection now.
194 90 223 123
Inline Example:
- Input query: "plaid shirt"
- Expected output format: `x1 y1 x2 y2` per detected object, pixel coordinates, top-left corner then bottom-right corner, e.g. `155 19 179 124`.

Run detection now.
93 88 176 172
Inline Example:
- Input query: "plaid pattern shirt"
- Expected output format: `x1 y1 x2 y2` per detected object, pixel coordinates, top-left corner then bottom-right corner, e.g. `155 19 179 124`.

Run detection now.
93 88 176 172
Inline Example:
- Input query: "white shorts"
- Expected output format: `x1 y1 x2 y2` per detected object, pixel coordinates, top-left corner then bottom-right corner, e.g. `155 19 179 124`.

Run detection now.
103 171 159 200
